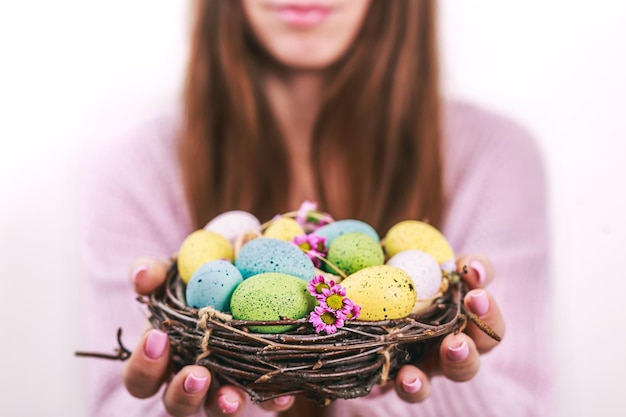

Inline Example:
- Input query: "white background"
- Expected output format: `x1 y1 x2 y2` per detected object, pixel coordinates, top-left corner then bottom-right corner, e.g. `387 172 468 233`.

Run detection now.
0 1 624 416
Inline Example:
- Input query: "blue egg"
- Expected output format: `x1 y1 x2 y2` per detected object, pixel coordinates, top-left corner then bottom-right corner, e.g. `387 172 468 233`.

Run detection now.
185 260 243 311
315 219 380 246
235 237 315 281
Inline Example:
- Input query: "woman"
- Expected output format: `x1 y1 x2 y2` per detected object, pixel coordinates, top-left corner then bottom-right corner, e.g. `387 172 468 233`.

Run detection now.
81 1 551 416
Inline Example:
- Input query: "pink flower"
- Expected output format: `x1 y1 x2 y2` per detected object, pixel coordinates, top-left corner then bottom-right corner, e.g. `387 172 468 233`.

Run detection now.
293 233 327 267
309 306 345 334
307 275 334 297
295 200 334 233
345 301 361 320
319 285 352 315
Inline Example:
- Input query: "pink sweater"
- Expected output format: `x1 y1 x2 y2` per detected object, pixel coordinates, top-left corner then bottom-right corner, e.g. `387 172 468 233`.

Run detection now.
80 101 552 416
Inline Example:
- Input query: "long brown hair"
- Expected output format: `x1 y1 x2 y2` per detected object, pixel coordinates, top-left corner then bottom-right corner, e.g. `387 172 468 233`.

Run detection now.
180 0 443 235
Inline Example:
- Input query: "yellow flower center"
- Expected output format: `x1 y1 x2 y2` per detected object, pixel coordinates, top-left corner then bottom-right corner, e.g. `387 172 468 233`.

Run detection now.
315 283 330 294
326 294 344 310
320 312 337 325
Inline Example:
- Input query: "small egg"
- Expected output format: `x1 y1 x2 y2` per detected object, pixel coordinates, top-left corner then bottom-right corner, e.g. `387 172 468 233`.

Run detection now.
230 272 316 333
386 249 443 300
325 232 384 276
204 210 261 245
178 230 234 283
263 216 304 242
235 237 315 281
383 220 455 268
315 219 380 246
341 265 416 321
185 260 243 311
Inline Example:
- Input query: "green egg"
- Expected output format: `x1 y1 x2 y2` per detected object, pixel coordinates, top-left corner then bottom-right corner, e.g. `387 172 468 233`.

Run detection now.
230 272 316 333
325 232 384 276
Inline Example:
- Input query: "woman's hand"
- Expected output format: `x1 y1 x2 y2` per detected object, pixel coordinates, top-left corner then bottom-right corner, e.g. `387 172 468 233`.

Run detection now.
123 258 295 417
392 254 506 403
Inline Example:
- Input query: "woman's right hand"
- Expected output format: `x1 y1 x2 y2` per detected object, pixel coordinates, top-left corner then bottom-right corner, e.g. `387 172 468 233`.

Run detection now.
123 258 295 417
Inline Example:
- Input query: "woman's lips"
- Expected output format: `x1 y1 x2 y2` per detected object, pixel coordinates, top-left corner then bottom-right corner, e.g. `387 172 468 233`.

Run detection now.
276 5 332 27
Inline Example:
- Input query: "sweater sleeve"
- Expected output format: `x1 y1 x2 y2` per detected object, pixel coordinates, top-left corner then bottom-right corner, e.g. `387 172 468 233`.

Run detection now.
329 102 553 417
78 114 275 417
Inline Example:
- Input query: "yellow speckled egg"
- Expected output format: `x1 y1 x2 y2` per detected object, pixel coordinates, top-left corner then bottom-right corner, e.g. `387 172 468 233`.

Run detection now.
178 230 234 283
341 265 416 321
263 216 304 242
383 220 455 271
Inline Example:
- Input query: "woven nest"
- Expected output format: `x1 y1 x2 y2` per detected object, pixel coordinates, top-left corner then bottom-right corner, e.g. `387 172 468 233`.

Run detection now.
142 262 495 405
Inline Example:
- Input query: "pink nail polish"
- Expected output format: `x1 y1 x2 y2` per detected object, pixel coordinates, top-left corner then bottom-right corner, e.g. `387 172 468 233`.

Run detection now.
468 290 490 316
470 260 486 283
132 265 149 286
144 329 168 359
217 394 240 414
273 396 291 406
447 341 469 362
401 377 422 394
183 373 207 394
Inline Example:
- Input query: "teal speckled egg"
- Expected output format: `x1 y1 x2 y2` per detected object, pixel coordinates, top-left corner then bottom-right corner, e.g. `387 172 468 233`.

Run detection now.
325 232 384 276
185 260 243 311
315 219 380 246
235 237 315 281
230 272 316 333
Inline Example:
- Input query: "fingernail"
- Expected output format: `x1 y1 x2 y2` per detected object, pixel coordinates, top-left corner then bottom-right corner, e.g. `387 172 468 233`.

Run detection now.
468 290 490 316
217 394 240 414
401 377 422 394
132 264 149 286
144 329 168 359
183 373 208 394
447 340 469 362
273 396 291 406
470 260 486 283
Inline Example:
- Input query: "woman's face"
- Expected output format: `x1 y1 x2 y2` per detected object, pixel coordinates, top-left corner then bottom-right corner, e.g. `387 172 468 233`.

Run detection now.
242 0 372 70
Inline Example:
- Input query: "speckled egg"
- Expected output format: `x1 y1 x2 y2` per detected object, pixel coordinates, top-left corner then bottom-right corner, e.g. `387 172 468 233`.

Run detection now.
341 265 416 321
383 220 455 270
230 272 316 333
235 237 315 281
204 210 261 246
185 260 243 311
178 230 234 284
325 232 384 276
386 250 442 300
263 216 304 242
315 219 380 246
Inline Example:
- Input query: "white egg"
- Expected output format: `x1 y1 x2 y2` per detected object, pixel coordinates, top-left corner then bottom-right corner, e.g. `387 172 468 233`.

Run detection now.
386 249 442 299
204 210 261 245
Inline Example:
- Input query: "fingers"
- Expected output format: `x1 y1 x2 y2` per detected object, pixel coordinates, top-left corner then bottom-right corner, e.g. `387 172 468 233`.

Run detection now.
259 395 295 412
394 365 432 403
438 333 480 382
204 385 248 416
456 254 494 289
162 366 212 417
130 257 170 295
123 329 171 398
464 289 506 353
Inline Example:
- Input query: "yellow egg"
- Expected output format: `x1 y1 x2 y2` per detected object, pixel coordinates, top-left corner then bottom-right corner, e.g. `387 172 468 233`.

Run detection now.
383 220 455 267
178 230 234 283
341 265 416 321
263 216 304 242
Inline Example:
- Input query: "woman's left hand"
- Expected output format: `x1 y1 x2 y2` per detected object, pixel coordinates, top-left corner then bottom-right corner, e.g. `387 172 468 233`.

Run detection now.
391 254 506 403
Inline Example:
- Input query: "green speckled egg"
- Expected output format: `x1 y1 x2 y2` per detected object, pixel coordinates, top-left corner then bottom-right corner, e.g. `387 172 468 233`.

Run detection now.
178 230 234 283
325 232 384 276
341 265 416 321
230 272 316 333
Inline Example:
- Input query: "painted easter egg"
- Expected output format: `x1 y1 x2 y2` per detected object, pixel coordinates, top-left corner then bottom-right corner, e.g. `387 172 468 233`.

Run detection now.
263 216 304 242
230 272 316 333
341 265 416 321
185 260 243 311
235 237 315 281
204 210 261 246
314 219 380 246
178 230 234 284
325 232 384 276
